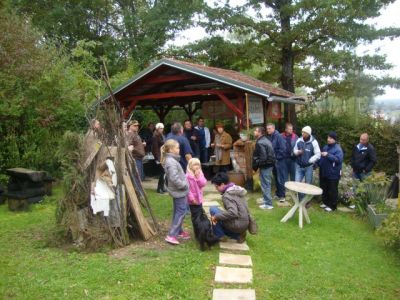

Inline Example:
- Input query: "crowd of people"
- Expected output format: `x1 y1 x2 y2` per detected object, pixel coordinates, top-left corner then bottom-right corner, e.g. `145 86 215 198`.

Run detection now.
94 117 377 246
252 124 377 212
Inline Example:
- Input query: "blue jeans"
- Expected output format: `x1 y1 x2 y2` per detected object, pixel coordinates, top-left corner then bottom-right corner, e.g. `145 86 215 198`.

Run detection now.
295 164 314 200
259 167 273 206
353 171 371 181
168 196 187 237
273 159 287 198
135 159 145 181
284 158 296 181
210 206 240 240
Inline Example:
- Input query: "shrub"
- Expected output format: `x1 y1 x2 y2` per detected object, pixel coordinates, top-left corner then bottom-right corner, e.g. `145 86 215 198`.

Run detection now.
298 112 400 175
378 209 400 253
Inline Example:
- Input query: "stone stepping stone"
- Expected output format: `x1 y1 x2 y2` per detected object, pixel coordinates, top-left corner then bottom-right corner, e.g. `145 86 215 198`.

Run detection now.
214 266 252 283
219 253 252 267
277 201 292 207
203 201 221 207
337 206 354 213
256 198 264 204
220 241 250 251
204 193 221 201
212 289 256 300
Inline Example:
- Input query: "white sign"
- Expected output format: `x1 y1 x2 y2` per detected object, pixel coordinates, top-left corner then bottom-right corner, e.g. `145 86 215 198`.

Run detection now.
248 96 264 124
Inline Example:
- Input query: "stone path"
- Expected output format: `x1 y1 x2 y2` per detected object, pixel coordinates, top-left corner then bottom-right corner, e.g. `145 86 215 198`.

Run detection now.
202 192 256 300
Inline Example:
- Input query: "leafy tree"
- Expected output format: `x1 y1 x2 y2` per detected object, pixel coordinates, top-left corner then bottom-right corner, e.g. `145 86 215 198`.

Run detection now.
10 0 204 74
0 9 100 178
174 0 400 125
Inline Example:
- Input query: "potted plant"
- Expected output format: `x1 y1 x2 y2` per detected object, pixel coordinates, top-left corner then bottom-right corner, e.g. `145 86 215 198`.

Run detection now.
357 173 393 229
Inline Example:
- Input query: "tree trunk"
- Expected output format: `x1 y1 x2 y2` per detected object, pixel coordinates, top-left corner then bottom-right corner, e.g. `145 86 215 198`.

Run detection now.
278 0 297 128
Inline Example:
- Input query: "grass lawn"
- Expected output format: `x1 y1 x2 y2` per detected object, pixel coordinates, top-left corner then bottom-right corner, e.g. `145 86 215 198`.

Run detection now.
0 184 399 299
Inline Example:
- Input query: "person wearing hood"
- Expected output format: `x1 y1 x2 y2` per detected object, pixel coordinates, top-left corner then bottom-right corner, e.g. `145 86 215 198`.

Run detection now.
293 126 321 197
350 133 377 181
318 132 344 212
266 123 288 202
210 172 250 243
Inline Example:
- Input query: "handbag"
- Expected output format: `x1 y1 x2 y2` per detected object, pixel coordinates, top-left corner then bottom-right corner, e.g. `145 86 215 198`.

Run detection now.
248 214 258 235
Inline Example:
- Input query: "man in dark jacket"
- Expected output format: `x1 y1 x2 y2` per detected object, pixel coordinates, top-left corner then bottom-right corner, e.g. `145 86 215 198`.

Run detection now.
350 133 377 181
281 123 298 181
318 132 344 212
253 126 276 209
266 123 287 202
151 123 166 194
210 172 249 243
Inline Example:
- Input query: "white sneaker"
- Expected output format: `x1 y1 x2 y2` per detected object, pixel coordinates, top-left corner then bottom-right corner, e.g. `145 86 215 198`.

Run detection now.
259 204 274 210
279 198 286 203
324 207 333 212
320 204 327 208
349 205 355 209
256 198 264 204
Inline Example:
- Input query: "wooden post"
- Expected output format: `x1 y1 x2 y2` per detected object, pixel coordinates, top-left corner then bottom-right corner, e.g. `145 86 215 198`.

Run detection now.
397 145 400 208
244 141 254 192
245 93 250 136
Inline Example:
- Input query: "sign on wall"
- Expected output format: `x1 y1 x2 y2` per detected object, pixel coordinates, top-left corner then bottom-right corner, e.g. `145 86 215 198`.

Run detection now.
267 101 282 119
248 95 264 124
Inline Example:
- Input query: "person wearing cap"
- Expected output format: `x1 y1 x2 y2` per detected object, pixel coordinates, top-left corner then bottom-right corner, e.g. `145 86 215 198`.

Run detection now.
211 123 233 173
318 132 344 212
350 133 377 181
152 123 166 193
127 120 146 180
293 126 321 196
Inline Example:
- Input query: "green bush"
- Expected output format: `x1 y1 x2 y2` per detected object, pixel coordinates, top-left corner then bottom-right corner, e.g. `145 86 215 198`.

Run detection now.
378 209 400 253
298 111 400 175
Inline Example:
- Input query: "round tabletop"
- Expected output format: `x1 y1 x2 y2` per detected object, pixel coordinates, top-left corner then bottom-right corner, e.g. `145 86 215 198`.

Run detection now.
284 181 323 195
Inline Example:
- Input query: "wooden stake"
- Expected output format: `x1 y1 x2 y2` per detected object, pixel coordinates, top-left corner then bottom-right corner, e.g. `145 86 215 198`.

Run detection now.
245 93 250 137
123 174 153 240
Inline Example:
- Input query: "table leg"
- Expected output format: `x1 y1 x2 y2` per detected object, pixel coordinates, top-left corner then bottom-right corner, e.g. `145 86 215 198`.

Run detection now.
299 205 303 228
281 192 300 222
303 207 311 224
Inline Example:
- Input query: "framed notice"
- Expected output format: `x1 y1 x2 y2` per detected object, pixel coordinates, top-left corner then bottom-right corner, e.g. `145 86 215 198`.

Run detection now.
248 95 264 124
267 102 282 119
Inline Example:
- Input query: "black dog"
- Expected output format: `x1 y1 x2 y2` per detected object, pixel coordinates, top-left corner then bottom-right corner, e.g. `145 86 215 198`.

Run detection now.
190 205 219 251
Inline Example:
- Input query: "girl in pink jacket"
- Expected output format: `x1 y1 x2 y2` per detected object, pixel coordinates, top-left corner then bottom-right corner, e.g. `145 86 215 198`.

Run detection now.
186 158 207 209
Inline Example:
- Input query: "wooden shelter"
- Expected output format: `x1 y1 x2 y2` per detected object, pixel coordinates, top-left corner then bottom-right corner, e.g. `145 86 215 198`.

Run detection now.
98 58 306 124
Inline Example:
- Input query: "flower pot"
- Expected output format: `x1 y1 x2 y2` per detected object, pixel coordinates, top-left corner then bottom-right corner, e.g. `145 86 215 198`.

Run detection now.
367 204 388 229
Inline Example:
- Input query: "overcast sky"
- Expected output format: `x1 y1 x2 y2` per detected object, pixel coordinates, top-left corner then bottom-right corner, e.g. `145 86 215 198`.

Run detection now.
173 0 400 100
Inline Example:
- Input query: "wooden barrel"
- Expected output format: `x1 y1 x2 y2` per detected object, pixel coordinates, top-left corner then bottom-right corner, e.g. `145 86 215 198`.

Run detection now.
227 171 246 187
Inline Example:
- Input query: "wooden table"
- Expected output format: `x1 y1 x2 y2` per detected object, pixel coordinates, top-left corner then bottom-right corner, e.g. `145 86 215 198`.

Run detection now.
280 181 323 228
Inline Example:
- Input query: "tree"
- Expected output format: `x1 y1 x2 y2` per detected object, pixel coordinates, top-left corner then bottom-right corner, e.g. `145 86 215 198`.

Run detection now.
175 0 400 125
10 0 204 74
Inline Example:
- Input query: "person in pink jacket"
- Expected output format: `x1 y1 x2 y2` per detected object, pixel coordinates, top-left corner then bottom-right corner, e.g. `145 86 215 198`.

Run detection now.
186 158 207 211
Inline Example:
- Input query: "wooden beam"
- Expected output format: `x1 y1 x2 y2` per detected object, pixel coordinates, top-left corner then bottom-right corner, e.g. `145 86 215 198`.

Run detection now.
122 88 237 102
216 92 244 119
123 174 153 240
123 98 139 118
140 73 196 84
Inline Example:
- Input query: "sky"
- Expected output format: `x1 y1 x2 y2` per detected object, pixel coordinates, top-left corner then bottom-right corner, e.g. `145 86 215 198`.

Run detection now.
172 0 400 100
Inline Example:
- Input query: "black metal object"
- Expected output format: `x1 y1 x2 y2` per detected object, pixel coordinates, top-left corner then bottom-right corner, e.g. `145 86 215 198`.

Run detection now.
4 168 54 210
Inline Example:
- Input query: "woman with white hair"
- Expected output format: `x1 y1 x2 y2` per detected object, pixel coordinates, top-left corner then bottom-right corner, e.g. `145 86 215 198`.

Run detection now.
152 123 166 193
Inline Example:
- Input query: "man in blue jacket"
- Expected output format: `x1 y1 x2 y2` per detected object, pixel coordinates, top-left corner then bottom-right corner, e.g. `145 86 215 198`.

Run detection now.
266 123 287 202
319 132 344 212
